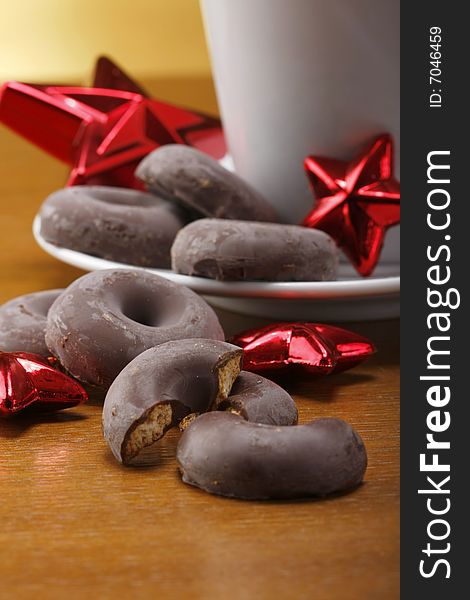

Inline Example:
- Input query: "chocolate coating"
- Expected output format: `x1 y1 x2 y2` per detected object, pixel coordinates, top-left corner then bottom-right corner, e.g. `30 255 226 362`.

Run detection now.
0 290 63 356
218 371 297 426
45 269 224 387
39 186 188 268
171 218 339 281
136 145 279 222
177 413 367 499
103 339 243 465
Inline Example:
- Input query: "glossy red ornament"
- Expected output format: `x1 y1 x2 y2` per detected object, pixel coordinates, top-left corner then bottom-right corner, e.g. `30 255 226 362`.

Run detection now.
93 56 225 157
0 351 87 416
92 55 149 96
302 134 400 276
230 323 375 375
0 57 225 189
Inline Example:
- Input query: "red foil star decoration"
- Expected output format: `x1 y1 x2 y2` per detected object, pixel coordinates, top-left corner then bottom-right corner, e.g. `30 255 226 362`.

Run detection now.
302 134 400 276
93 55 149 96
0 351 87 416
230 323 375 375
93 56 225 157
0 57 225 189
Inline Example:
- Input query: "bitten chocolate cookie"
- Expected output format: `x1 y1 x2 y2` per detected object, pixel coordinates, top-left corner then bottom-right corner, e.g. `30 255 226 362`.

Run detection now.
46 269 224 387
136 145 278 222
0 290 62 356
39 186 188 268
217 371 298 426
102 339 243 465
171 218 339 281
177 414 367 500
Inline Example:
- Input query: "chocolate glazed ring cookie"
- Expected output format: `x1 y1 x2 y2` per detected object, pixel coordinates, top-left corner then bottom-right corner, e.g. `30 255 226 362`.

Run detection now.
177 414 367 500
172 218 339 281
39 186 188 268
103 339 243 465
0 290 63 357
136 145 279 222
46 269 224 387
218 371 298 426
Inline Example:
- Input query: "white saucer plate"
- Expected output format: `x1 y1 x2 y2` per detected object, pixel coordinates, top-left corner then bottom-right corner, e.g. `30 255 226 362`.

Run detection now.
33 215 399 322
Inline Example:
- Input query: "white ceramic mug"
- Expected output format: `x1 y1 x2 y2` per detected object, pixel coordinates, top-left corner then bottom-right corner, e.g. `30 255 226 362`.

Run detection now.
200 0 400 265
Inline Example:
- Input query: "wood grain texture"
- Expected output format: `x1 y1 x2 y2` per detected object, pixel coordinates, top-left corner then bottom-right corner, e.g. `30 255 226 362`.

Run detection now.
0 79 399 600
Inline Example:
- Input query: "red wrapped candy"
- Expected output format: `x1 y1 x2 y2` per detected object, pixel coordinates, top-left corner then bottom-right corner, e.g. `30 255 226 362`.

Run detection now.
0 351 87 416
231 323 375 375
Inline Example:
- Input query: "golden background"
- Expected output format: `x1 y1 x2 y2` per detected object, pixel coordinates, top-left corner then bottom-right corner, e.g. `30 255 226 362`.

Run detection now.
1 0 211 81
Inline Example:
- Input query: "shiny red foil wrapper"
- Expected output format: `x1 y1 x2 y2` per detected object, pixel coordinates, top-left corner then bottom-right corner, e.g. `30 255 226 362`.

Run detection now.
0 57 225 190
303 134 400 277
92 56 225 157
231 323 375 375
0 351 87 416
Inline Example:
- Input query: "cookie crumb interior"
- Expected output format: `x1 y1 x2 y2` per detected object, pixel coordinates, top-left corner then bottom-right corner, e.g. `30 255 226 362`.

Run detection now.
217 355 242 404
123 403 173 463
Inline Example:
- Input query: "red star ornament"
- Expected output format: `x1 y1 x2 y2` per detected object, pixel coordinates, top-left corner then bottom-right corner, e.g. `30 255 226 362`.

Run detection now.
92 56 225 157
302 134 400 276
0 58 226 189
0 351 87 416
0 81 182 188
92 55 149 97
230 323 375 376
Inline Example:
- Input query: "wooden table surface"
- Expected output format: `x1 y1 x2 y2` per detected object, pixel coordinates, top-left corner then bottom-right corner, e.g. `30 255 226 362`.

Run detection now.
0 78 399 600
